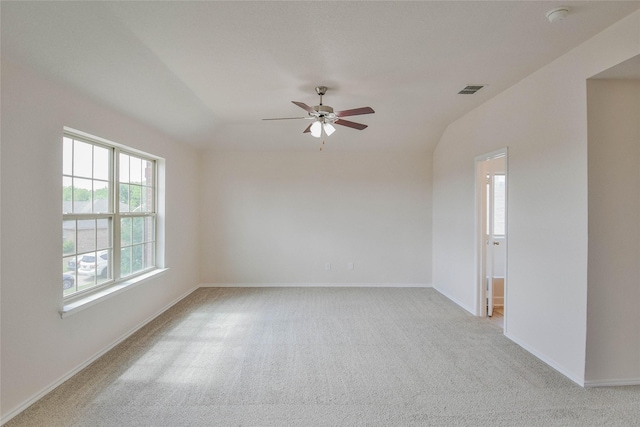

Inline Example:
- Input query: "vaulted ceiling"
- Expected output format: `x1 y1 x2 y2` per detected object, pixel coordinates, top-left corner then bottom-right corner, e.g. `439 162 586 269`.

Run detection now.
2 1 639 151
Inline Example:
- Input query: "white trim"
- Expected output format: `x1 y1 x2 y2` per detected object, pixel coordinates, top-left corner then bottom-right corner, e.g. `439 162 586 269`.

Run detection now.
63 126 160 159
62 128 162 304
584 378 640 387
432 285 476 315
474 147 509 163
200 283 432 288
61 268 169 318
474 148 509 324
505 331 585 387
2 285 199 426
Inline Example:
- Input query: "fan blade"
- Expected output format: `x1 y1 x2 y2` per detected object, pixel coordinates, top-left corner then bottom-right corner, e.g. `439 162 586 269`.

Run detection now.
335 119 368 130
303 123 312 133
292 101 317 114
262 117 307 120
335 107 375 117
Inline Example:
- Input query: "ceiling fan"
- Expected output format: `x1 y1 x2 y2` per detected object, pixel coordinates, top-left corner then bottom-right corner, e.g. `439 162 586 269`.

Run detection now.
263 86 374 138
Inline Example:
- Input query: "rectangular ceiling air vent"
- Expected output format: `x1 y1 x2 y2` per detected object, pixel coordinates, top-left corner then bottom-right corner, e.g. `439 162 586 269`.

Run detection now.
458 85 486 95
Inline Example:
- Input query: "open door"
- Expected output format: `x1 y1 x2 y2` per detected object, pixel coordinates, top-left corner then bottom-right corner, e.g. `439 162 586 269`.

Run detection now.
476 150 507 327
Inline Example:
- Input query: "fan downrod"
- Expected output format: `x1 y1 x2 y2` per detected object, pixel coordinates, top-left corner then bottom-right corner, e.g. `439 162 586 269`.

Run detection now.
315 86 328 106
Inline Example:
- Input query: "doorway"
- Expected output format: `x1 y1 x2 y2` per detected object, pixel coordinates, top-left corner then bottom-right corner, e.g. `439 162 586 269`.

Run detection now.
475 149 507 329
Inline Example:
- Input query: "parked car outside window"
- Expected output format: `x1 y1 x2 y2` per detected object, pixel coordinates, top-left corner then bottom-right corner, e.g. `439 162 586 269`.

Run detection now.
63 274 74 290
67 255 82 271
78 251 109 277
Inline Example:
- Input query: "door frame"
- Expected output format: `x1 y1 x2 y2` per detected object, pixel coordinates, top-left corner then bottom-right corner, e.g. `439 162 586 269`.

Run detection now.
474 148 508 328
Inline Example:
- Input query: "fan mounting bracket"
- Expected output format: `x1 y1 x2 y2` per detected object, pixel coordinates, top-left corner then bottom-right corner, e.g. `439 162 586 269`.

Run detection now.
315 86 328 96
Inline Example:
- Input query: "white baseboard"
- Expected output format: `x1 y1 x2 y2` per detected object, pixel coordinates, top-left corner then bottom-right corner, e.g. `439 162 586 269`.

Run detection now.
200 283 432 288
1 285 199 426
431 285 476 315
584 378 640 387
505 332 585 387
431 287 597 389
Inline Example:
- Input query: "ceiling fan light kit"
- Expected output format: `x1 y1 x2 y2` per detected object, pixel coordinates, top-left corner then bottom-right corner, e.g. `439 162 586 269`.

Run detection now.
263 86 374 149
323 123 336 136
310 121 322 138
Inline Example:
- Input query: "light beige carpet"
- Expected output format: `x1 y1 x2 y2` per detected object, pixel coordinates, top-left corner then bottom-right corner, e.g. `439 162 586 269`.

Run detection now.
7 287 640 426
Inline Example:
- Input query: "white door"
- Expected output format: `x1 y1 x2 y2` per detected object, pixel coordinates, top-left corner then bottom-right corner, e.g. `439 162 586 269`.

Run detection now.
486 172 506 316
476 151 507 321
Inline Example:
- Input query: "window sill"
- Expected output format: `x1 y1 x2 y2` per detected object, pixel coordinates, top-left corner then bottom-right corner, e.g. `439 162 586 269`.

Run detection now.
60 268 168 318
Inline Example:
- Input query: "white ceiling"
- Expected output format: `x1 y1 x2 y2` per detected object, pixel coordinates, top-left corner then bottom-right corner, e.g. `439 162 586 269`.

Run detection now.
2 1 639 152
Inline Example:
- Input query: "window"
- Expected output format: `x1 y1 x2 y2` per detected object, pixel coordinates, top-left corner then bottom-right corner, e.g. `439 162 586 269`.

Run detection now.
485 173 506 237
492 174 506 236
62 131 157 298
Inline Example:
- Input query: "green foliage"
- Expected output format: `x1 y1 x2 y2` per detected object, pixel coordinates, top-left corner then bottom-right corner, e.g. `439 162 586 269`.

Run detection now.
121 247 131 277
132 245 143 272
120 245 143 277
119 184 145 211
120 217 147 276
62 239 75 255
62 186 108 202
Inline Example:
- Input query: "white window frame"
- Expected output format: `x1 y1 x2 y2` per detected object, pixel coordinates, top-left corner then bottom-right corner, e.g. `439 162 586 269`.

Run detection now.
115 149 158 280
62 128 164 315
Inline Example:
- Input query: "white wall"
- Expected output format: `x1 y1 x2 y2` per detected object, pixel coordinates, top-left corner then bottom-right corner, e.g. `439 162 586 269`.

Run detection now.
0 60 201 420
432 11 640 384
200 151 432 285
586 79 640 384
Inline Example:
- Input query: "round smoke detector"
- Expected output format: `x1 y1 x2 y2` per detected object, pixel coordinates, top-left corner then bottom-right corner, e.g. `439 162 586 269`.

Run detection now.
546 7 570 23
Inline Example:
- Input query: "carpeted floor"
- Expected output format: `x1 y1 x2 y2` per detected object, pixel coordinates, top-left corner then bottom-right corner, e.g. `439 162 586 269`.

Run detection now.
6 287 640 426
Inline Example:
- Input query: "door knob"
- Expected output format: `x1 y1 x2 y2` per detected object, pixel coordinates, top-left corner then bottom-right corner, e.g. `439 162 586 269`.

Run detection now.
493 241 500 245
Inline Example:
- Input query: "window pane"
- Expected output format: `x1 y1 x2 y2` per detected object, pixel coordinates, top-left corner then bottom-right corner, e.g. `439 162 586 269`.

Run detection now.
77 272 96 292
77 250 96 287
132 217 144 244
493 175 506 235
144 243 155 269
140 186 147 212
119 184 129 212
63 137 73 176
486 179 490 234
140 186 150 212
97 218 111 250
132 245 143 274
93 180 110 213
93 145 109 180
121 217 132 247
130 156 142 184
63 176 73 213
121 247 131 277
142 160 153 186
66 254 80 273
63 220 76 256
119 153 130 183
96 249 111 284
73 178 93 213
77 220 96 253
73 140 93 178
145 216 155 242
129 185 142 211
63 257 77 295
